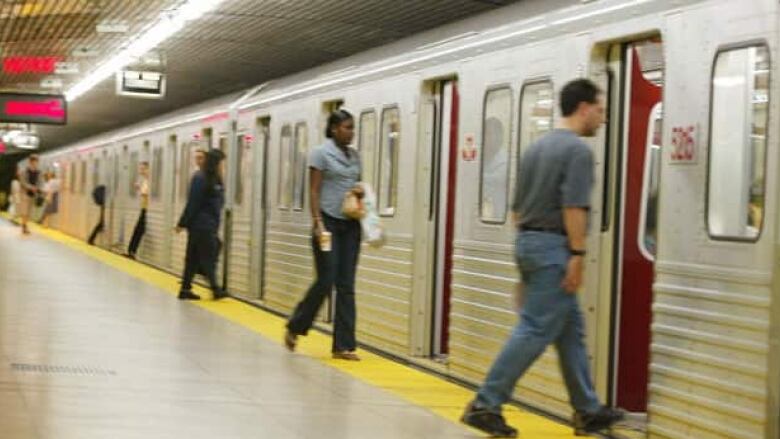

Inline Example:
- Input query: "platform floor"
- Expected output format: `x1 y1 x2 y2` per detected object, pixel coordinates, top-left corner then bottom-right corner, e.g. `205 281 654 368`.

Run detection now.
0 219 586 439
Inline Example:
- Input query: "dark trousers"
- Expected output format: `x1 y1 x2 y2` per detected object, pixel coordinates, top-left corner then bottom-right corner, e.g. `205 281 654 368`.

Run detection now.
87 207 105 245
128 208 146 255
180 228 221 292
287 214 361 352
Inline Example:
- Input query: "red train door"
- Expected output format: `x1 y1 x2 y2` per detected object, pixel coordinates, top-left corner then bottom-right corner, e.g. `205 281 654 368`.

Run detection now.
432 80 459 356
615 41 663 412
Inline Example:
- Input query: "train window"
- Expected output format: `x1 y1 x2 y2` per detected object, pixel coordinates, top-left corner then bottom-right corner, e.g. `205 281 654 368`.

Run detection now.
707 44 770 240
518 80 554 157
151 147 163 200
179 143 190 202
79 160 87 194
378 107 400 216
640 104 663 259
69 162 76 193
129 151 139 197
91 158 100 190
235 135 246 205
358 111 377 189
278 125 293 209
292 123 308 210
480 86 513 223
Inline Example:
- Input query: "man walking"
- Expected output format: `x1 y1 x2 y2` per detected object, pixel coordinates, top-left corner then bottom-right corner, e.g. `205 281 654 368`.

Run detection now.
461 79 623 437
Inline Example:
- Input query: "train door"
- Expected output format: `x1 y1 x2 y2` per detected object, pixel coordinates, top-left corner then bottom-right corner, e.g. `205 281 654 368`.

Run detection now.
411 78 459 357
251 117 271 299
162 135 177 269
225 130 255 299
600 38 664 414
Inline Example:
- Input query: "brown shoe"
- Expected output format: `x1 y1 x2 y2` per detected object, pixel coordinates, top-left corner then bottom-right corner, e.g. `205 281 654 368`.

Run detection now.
284 330 297 352
332 351 361 361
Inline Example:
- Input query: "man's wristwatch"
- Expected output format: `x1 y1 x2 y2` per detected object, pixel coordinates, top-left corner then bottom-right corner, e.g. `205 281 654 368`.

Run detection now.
570 249 587 257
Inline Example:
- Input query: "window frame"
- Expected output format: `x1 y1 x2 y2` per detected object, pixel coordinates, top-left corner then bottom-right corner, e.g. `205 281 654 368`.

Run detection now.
234 134 246 206
705 40 771 243
377 105 401 217
292 121 309 211
358 109 378 190
478 84 514 225
151 146 163 200
277 124 294 210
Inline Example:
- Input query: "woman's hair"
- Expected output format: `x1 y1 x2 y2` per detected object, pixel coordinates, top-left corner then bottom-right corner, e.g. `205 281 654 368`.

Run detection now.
204 149 226 194
324 109 354 139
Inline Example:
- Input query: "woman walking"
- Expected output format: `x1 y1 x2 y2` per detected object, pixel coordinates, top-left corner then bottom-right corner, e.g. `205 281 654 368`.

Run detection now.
285 109 363 361
38 171 60 227
176 149 227 301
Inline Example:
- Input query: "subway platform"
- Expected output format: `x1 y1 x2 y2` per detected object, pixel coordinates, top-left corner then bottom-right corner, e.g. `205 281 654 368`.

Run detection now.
0 219 584 439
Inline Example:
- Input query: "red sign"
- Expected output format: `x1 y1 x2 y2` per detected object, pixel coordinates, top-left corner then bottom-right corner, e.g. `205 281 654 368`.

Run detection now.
671 125 696 163
2 56 61 74
0 93 67 125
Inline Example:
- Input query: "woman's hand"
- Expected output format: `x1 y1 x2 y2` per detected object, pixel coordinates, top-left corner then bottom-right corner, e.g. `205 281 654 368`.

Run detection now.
351 184 365 199
312 218 325 238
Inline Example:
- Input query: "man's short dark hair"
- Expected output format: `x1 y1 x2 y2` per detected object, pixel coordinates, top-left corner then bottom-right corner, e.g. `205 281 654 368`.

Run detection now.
560 79 602 117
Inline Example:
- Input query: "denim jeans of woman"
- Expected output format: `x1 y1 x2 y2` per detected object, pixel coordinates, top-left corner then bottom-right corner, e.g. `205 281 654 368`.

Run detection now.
287 214 361 352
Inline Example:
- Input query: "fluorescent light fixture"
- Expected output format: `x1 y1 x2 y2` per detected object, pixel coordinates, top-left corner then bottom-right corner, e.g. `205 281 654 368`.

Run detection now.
66 0 223 102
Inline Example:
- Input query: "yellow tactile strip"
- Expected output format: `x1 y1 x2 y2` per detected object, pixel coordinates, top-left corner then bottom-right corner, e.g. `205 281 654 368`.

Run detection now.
22 221 581 439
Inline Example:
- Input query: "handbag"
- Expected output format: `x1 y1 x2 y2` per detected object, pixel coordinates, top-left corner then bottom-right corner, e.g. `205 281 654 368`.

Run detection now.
342 189 365 220
34 194 45 207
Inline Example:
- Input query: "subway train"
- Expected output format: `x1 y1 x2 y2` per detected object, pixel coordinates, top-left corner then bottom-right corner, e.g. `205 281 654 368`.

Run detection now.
32 0 780 437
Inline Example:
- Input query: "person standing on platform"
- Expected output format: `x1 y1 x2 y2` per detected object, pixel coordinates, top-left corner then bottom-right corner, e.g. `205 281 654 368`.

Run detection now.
175 149 227 301
126 161 149 259
460 79 623 437
38 171 60 227
87 184 107 246
18 155 41 235
284 109 364 361
9 176 21 223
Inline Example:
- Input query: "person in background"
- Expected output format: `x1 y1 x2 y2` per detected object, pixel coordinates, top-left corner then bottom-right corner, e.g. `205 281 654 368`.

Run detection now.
284 109 364 361
175 149 227 301
195 148 206 171
38 171 60 227
18 155 41 235
87 184 107 246
9 176 21 223
126 161 149 259
461 79 623 437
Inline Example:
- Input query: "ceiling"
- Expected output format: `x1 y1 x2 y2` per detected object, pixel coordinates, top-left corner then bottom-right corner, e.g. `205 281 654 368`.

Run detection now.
0 0 522 151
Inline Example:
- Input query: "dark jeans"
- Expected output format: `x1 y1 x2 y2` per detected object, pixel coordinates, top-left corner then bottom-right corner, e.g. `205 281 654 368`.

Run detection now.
180 228 221 292
287 214 361 352
128 208 146 256
87 207 105 245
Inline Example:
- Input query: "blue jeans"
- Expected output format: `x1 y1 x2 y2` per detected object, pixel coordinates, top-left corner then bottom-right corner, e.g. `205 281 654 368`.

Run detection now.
475 231 601 414
287 214 361 352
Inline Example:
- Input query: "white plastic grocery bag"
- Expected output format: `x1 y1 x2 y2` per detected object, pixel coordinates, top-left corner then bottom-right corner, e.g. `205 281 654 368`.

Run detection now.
359 182 385 248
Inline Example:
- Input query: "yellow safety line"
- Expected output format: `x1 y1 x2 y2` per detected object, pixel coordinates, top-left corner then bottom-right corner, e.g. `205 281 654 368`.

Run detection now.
20 220 581 438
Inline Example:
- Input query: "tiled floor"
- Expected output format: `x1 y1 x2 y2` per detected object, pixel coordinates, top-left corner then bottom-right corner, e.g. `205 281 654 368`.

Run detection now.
0 222 477 439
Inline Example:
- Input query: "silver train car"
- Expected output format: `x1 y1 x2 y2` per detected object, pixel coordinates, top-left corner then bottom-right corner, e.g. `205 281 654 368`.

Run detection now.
36 0 780 437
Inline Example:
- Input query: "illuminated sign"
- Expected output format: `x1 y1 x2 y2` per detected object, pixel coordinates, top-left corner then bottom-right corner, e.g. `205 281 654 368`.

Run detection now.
0 93 67 125
2 56 61 74
116 70 166 99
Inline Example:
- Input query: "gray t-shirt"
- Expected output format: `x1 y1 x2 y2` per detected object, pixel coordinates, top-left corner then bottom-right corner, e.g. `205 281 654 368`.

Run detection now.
309 139 361 220
511 129 594 231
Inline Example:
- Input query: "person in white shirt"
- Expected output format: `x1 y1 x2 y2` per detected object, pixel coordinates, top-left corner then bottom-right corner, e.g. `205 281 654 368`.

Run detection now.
127 162 150 259
38 171 60 227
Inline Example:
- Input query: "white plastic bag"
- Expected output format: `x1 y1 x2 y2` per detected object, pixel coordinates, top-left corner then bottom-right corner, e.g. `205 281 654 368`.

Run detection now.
359 182 385 248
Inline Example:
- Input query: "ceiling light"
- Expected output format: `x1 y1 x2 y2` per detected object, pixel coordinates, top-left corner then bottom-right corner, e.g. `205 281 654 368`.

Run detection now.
66 0 223 102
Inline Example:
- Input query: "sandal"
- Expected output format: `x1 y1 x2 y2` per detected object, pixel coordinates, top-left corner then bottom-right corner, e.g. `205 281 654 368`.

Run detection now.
284 330 297 352
332 351 361 361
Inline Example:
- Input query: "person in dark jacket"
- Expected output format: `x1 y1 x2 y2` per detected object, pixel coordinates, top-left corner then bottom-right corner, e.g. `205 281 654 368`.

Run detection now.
87 184 107 245
175 149 227 301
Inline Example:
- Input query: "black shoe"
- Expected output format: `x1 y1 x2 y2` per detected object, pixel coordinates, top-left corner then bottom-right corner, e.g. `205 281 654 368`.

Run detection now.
212 290 228 300
178 291 201 301
574 406 624 435
461 401 518 438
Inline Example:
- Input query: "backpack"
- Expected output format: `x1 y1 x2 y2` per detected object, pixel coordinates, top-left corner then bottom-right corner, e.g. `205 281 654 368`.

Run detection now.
92 185 106 206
